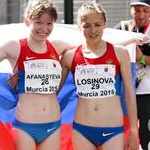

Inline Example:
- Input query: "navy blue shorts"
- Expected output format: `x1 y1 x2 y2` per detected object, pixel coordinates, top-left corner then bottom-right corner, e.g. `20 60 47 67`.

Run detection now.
73 121 124 147
12 118 61 143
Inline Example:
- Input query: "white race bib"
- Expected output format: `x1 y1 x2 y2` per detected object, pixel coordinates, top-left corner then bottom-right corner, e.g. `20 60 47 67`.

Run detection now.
75 64 116 99
24 59 62 94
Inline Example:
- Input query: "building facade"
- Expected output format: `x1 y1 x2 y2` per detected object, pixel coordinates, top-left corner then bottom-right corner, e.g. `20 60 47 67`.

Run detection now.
0 0 131 27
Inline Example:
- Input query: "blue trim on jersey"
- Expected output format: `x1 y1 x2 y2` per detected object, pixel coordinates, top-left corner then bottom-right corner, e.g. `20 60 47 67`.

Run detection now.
17 70 25 94
115 74 121 95
120 62 136 115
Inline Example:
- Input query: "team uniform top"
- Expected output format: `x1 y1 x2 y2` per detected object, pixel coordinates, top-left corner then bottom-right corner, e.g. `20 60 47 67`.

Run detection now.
71 42 121 99
16 38 62 94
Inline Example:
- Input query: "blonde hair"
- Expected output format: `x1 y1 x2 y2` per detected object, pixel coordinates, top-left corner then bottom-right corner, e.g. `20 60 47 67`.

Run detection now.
24 0 57 22
77 1 106 25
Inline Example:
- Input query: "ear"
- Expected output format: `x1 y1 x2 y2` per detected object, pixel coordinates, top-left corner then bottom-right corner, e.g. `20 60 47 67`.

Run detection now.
24 18 30 26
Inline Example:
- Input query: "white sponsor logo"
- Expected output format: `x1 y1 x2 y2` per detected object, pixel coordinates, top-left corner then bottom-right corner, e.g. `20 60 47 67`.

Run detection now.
26 57 36 60
47 127 56 132
102 132 114 137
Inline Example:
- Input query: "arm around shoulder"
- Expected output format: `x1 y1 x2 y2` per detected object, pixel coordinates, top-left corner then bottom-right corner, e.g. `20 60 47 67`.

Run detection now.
57 48 76 93
51 40 76 56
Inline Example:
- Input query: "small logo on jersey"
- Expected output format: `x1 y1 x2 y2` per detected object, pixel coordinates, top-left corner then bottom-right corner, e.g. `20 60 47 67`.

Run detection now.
102 132 114 137
26 56 36 60
47 127 56 133
104 67 108 72
53 63 56 68
50 54 56 60
106 58 113 64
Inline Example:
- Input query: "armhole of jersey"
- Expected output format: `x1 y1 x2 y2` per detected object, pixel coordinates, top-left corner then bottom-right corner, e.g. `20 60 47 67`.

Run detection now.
108 43 120 67
71 45 82 75
13 39 23 73
46 39 59 60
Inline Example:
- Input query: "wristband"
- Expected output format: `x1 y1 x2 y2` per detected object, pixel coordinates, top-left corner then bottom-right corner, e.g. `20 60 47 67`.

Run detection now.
140 55 146 65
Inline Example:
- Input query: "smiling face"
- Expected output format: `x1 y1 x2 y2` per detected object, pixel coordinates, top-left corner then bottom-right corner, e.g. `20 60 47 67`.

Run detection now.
131 5 150 28
77 2 106 46
27 12 54 42
24 0 57 42
79 11 106 45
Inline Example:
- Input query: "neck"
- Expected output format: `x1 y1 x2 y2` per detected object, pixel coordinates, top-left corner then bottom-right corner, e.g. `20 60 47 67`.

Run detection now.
27 37 47 53
82 41 107 58
84 40 106 52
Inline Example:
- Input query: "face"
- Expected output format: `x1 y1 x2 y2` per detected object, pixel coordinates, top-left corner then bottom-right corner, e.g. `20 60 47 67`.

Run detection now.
26 12 54 42
79 12 106 45
131 5 150 28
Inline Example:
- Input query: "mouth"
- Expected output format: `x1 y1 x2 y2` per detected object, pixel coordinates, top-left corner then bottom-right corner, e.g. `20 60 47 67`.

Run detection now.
89 34 99 39
37 32 48 37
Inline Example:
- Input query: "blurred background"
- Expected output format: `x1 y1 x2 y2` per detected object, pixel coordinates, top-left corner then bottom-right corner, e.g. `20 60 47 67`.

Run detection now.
0 0 131 27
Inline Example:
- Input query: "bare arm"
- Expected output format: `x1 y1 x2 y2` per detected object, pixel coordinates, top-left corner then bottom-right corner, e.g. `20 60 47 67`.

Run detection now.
57 59 70 94
51 40 76 56
57 49 75 94
0 40 20 89
8 73 19 89
115 45 138 150
115 33 149 46
0 40 20 68
0 43 9 62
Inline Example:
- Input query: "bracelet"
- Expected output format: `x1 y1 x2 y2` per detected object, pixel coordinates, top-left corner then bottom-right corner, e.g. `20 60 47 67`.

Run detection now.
140 55 146 65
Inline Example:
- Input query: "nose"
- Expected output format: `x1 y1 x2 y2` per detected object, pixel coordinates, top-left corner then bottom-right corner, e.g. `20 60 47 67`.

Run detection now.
90 26 96 33
42 24 47 31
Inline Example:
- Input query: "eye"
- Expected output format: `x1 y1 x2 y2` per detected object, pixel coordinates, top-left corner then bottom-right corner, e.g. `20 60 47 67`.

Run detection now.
83 24 90 28
144 9 149 13
95 23 102 27
47 23 53 25
36 21 41 24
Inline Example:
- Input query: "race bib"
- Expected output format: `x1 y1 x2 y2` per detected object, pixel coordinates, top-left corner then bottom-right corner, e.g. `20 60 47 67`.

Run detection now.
24 59 62 94
75 64 116 99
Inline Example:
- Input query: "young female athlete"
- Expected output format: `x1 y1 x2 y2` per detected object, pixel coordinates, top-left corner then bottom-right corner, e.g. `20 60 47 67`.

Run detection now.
0 0 73 150
60 1 138 150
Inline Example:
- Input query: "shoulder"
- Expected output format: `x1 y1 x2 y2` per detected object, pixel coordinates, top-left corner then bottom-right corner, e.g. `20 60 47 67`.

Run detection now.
113 44 130 63
51 40 75 56
0 39 20 56
63 46 77 59
0 39 21 68
0 39 20 48
61 46 78 67
113 44 127 51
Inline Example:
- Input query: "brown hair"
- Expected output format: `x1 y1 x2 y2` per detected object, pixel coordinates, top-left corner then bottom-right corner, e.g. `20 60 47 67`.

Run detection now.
24 0 57 22
77 1 106 25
